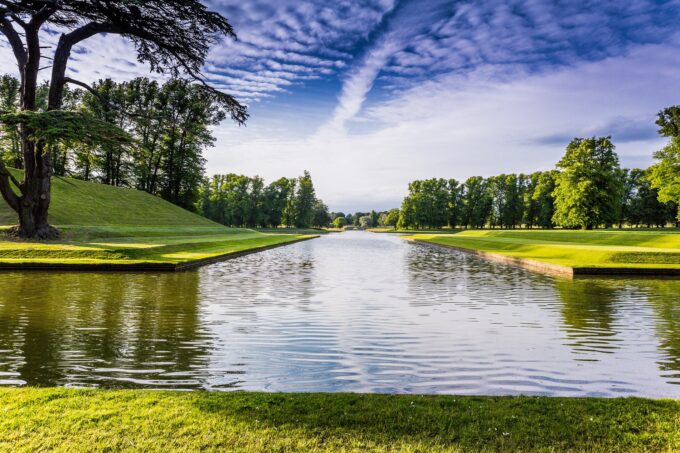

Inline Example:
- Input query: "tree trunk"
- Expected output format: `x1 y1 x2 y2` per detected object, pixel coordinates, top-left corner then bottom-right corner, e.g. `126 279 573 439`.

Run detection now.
10 141 59 240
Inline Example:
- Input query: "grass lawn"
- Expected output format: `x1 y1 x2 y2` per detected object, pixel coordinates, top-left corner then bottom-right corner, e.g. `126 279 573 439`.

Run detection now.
0 389 677 452
0 171 314 269
410 229 680 274
369 227 462 234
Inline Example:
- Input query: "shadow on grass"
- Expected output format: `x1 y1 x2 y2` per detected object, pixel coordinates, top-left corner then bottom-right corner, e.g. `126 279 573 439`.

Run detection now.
191 392 680 451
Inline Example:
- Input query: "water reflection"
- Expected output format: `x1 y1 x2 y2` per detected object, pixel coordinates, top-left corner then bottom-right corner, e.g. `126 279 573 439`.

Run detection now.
0 272 210 388
0 232 678 396
555 279 621 357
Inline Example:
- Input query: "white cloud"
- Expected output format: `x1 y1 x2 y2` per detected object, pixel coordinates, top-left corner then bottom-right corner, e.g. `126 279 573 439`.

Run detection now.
206 39 680 212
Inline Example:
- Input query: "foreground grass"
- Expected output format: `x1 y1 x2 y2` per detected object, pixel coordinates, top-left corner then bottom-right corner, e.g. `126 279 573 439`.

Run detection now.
0 389 677 452
411 229 680 270
0 171 313 268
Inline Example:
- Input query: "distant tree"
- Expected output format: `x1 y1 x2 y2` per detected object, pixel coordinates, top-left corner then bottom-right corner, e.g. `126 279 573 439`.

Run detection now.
552 137 623 229
446 179 463 229
385 208 400 229
617 168 636 228
0 75 21 168
0 0 246 238
352 212 367 227
397 198 415 230
265 177 295 228
312 200 331 228
532 171 557 229
370 210 380 227
628 169 671 227
332 216 347 228
649 106 680 221
487 174 507 228
293 171 316 228
359 215 373 228
462 176 491 228
523 172 541 228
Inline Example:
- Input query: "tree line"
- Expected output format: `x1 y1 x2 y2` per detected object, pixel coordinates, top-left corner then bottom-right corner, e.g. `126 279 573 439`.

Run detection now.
1 75 230 211
0 0 245 238
199 170 331 229
380 109 680 230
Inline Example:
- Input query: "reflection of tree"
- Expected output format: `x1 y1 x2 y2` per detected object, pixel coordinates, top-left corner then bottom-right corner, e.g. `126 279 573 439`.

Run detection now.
0 272 207 388
405 244 554 307
638 280 680 378
555 279 620 357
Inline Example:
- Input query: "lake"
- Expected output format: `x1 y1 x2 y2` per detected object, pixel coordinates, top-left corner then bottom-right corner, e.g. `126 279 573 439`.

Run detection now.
0 231 678 397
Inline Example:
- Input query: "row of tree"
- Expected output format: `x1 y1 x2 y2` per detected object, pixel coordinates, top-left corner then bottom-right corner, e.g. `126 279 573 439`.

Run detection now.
198 171 331 228
1 75 229 211
391 109 680 230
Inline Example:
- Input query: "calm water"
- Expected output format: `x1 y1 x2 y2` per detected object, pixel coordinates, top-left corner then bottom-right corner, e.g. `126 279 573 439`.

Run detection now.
0 232 679 397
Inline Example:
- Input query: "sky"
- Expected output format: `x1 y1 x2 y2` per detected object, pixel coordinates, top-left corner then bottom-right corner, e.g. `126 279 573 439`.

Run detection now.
2 0 680 212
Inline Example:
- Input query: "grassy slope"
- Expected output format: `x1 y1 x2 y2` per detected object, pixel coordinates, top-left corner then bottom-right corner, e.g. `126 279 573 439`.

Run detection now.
0 389 677 452
0 171 312 266
411 230 680 269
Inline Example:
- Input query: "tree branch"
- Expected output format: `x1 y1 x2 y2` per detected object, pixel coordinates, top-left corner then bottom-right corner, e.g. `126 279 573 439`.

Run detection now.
0 14 27 72
0 159 22 210
63 77 159 120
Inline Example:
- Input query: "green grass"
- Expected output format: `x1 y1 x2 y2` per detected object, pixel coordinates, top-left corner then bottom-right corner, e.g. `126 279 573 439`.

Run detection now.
369 227 462 234
411 229 680 270
0 171 313 268
0 389 677 452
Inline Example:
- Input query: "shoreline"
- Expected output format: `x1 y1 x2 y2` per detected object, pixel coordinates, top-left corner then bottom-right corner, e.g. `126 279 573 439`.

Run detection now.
0 235 318 272
410 239 680 278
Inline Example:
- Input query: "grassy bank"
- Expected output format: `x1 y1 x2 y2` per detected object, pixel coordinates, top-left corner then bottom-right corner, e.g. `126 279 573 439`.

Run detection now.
256 227 341 235
411 230 680 274
0 389 678 452
0 173 313 269
369 227 461 234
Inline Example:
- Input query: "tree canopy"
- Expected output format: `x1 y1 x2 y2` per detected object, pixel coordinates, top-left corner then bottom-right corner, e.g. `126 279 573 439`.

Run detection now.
0 0 246 238
552 137 623 229
649 107 680 221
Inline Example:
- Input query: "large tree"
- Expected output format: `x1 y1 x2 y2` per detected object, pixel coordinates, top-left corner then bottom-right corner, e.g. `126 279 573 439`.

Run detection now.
0 0 246 238
552 137 623 229
649 106 680 221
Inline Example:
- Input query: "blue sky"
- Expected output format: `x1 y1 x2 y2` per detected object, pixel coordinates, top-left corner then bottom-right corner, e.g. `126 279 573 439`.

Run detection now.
2 0 680 212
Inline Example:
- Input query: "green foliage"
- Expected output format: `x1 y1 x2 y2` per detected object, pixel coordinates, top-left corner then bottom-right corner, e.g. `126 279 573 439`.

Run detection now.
199 171 326 229
648 128 680 221
462 176 492 228
293 170 316 228
312 200 331 228
384 208 400 228
0 110 133 151
332 216 347 228
0 75 21 169
359 215 373 228
552 137 624 229
0 75 233 212
532 170 558 228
